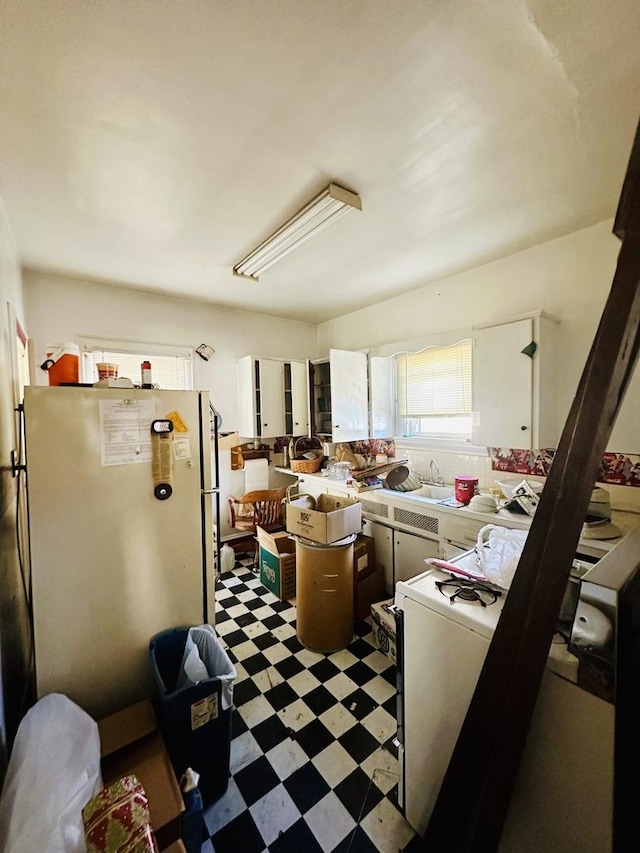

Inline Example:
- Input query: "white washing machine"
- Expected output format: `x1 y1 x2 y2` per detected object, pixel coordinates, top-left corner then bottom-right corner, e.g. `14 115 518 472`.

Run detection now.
394 560 615 852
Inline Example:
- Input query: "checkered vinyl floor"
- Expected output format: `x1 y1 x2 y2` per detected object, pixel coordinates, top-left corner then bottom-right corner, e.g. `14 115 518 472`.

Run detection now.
201 556 418 853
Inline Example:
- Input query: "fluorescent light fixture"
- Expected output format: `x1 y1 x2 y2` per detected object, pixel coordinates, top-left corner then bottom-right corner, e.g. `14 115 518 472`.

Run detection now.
233 183 362 281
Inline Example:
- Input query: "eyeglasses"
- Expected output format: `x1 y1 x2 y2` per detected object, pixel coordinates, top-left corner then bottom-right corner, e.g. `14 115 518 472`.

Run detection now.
435 578 502 607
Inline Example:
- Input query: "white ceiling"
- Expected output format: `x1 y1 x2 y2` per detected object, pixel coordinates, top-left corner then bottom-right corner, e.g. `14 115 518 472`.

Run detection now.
1 1 639 324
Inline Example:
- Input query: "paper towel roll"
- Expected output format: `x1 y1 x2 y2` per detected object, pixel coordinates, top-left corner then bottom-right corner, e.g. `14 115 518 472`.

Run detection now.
244 458 269 492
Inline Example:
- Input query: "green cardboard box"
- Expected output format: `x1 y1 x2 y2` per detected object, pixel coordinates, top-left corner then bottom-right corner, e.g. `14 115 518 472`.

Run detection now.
256 526 296 600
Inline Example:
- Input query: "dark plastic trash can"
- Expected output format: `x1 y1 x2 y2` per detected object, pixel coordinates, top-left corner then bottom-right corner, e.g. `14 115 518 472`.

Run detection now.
149 626 236 805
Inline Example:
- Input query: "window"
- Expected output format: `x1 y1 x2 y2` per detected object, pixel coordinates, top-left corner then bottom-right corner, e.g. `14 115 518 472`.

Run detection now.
396 339 472 441
79 337 193 390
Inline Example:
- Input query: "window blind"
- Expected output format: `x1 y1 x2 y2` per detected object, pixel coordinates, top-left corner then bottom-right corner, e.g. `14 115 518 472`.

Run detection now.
397 339 472 417
83 349 193 390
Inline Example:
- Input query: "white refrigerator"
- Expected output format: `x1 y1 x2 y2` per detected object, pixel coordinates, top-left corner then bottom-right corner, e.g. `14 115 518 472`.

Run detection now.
24 385 217 719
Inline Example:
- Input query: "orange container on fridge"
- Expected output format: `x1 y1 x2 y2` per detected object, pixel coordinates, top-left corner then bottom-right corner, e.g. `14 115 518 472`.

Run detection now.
41 343 80 386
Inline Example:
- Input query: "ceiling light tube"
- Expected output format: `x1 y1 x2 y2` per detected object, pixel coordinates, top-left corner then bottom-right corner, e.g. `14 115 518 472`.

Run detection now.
233 183 362 281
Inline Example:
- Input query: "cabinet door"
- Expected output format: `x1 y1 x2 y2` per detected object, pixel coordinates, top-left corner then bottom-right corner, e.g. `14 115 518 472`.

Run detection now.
291 360 310 436
370 356 395 439
237 355 257 437
330 349 369 441
472 318 533 448
363 519 394 594
441 541 469 561
394 530 439 584
258 358 285 437
608 371 640 453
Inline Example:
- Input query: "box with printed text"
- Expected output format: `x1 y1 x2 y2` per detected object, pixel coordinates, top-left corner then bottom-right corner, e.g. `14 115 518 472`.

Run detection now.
370 599 397 664
286 493 362 544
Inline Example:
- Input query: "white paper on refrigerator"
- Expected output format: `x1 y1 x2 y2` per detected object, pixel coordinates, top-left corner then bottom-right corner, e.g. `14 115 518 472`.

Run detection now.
99 398 154 466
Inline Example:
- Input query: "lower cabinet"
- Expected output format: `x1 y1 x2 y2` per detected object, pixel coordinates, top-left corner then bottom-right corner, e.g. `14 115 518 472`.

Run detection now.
394 530 439 585
439 514 489 558
363 519 439 593
298 478 328 500
362 519 394 594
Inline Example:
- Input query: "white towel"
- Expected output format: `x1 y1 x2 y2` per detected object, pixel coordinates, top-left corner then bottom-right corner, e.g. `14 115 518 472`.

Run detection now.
244 457 269 491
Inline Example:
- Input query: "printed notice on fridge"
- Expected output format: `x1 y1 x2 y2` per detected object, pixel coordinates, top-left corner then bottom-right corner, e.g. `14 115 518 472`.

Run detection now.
99 399 154 466
173 433 192 461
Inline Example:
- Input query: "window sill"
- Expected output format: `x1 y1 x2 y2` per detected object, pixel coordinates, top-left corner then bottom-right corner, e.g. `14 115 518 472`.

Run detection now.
393 436 489 456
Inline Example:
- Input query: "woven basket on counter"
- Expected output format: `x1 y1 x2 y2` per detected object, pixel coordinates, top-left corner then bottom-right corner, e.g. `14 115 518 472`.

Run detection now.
290 436 324 474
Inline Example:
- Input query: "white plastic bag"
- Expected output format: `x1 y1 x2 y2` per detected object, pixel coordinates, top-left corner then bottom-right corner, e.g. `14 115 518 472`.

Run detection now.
475 524 528 590
0 693 102 853
181 644 210 685
176 624 237 710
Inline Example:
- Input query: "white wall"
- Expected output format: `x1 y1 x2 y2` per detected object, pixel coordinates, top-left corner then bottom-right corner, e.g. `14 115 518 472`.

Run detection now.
0 195 29 785
23 270 317 432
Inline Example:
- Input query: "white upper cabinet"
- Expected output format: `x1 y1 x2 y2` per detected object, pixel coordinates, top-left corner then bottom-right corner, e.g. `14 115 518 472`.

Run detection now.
369 356 395 439
259 358 286 437
238 355 308 438
285 359 310 436
472 312 559 449
331 349 369 441
607 358 640 452
311 349 369 442
237 354 257 438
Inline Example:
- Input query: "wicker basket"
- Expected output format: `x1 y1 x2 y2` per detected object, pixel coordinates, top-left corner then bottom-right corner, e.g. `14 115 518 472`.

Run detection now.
290 454 323 474
290 436 324 474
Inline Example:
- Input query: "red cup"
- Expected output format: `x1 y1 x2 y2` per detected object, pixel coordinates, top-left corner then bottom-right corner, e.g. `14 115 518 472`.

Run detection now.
455 475 479 504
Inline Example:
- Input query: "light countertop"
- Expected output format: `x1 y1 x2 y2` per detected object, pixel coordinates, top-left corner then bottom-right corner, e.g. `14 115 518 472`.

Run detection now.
275 466 640 558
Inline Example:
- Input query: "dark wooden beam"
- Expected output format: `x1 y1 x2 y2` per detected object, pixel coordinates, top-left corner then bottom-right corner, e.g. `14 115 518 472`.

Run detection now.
422 117 640 852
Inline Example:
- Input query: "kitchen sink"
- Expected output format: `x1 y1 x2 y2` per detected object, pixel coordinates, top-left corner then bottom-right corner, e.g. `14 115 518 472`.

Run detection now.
410 484 455 500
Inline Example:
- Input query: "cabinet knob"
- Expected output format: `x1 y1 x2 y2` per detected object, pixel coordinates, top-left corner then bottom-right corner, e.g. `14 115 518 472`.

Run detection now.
335 425 340 429
520 425 528 431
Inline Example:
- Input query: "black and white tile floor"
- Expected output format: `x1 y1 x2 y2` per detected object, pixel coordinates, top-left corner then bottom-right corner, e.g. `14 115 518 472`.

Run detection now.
202 556 418 853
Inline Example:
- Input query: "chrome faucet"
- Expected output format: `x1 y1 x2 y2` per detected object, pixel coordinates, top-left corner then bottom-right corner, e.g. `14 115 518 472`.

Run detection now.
429 458 445 486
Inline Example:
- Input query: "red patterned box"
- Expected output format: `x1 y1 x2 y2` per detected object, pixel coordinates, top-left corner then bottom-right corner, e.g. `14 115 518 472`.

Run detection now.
82 774 157 853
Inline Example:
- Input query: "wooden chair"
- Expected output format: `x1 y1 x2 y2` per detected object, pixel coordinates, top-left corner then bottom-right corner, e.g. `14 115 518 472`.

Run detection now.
227 486 288 568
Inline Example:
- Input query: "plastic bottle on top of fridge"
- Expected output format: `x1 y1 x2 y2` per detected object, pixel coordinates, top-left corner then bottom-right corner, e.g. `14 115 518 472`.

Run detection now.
141 361 153 388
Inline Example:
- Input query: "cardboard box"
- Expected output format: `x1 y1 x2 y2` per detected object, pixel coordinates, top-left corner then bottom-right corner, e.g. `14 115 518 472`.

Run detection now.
371 599 397 664
356 566 386 622
286 493 362 544
353 534 386 621
256 526 296 600
99 699 184 851
353 533 376 579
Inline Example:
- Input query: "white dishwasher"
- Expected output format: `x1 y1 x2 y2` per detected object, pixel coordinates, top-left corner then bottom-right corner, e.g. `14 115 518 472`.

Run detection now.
394 560 614 852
